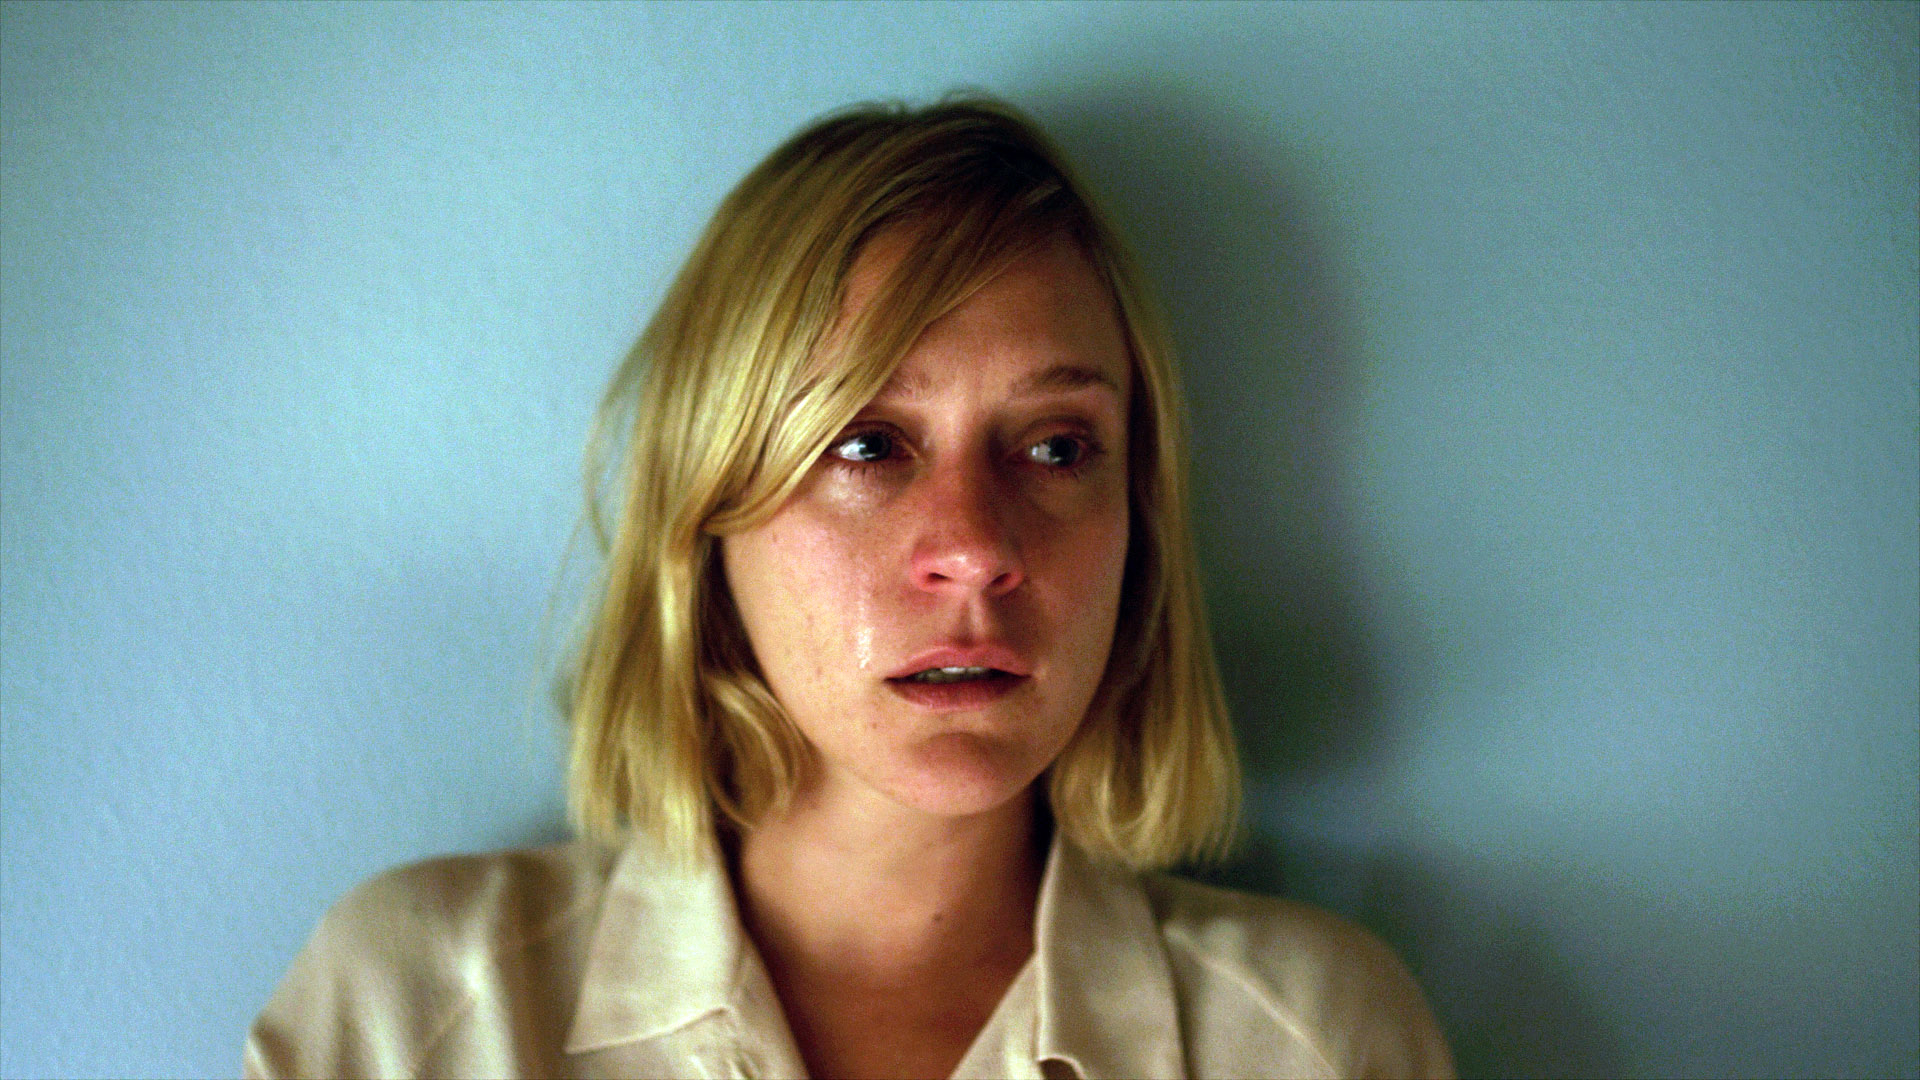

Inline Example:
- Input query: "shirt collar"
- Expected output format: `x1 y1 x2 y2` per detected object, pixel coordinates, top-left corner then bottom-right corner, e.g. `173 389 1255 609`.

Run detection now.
1032 839 1184 1079
563 828 1186 1078
564 830 743 1054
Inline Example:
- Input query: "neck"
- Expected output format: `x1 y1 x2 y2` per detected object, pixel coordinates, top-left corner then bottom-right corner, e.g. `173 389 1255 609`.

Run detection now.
732 779 1044 982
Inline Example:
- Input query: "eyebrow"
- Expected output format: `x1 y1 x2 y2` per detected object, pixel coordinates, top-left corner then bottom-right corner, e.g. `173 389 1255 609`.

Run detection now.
1014 362 1123 397
879 362 1123 401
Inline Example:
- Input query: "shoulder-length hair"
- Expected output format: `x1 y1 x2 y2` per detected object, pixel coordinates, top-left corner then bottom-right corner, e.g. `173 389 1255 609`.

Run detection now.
566 97 1238 871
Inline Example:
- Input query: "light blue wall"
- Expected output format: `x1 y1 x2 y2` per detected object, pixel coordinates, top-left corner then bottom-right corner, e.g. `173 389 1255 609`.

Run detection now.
3 3 1913 1077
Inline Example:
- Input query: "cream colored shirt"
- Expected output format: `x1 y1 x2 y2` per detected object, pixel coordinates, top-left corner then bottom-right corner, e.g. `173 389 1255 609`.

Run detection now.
246 834 1453 1079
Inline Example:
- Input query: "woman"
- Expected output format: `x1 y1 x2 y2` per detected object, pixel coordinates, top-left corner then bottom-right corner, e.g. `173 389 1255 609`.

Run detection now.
246 98 1453 1080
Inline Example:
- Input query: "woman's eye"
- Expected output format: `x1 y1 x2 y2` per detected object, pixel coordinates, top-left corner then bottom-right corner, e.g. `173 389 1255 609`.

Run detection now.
830 430 897 463
1026 434 1088 469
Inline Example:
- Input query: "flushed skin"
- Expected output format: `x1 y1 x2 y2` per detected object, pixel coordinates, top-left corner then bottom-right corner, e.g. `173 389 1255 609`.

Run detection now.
721 233 1132 821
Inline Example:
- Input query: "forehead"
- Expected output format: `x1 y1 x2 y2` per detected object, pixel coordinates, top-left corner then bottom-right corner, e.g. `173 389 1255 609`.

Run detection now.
846 232 1132 403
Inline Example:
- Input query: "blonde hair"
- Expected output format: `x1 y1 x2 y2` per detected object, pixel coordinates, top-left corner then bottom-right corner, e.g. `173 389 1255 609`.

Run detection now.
566 97 1239 870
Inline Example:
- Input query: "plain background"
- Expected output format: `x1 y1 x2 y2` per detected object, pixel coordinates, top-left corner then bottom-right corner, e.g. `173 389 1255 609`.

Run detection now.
3 3 1915 1077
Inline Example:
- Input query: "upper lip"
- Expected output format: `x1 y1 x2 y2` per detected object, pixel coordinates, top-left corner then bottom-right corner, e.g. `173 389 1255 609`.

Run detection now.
886 643 1034 680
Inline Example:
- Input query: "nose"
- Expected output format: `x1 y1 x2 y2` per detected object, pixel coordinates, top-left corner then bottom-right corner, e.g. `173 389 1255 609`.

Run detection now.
909 459 1024 598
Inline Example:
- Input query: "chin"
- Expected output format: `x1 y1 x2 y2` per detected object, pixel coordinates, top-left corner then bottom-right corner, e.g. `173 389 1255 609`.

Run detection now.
880 731 1051 819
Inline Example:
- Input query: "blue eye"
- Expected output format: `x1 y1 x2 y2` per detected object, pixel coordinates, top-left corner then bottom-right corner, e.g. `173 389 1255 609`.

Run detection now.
1026 434 1088 468
831 430 897 463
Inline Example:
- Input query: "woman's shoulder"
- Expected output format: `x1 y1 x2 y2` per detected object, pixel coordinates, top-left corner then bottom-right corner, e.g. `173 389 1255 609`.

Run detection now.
1140 872 1455 1079
1141 870 1404 984
245 838 622 1080
308 838 620 959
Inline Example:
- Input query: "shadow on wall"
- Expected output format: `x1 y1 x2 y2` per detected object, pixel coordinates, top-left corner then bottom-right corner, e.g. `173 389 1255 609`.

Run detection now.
1039 84 1621 1079
1042 85 1382 785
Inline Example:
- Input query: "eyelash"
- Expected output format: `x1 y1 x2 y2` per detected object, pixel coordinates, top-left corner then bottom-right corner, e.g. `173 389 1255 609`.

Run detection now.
825 423 1105 478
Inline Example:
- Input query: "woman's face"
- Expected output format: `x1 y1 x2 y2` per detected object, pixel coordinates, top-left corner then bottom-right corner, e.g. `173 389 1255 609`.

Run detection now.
721 234 1132 820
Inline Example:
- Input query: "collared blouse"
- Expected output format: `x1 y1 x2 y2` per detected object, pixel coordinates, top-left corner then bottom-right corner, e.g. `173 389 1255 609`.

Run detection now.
245 833 1453 1079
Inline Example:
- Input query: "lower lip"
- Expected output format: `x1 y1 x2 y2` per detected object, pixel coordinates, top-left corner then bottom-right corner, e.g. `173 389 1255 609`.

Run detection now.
885 672 1028 711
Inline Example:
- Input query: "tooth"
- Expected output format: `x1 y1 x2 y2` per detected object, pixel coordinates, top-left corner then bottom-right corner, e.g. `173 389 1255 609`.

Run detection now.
909 665 997 684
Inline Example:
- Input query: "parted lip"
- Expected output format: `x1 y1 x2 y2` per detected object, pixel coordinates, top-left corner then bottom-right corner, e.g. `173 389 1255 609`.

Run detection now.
885 643 1034 680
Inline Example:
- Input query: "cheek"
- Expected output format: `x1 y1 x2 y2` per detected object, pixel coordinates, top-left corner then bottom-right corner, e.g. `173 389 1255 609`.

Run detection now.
1094 522 1131 629
1064 489 1131 596
1033 499 1131 648
722 512 888 686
